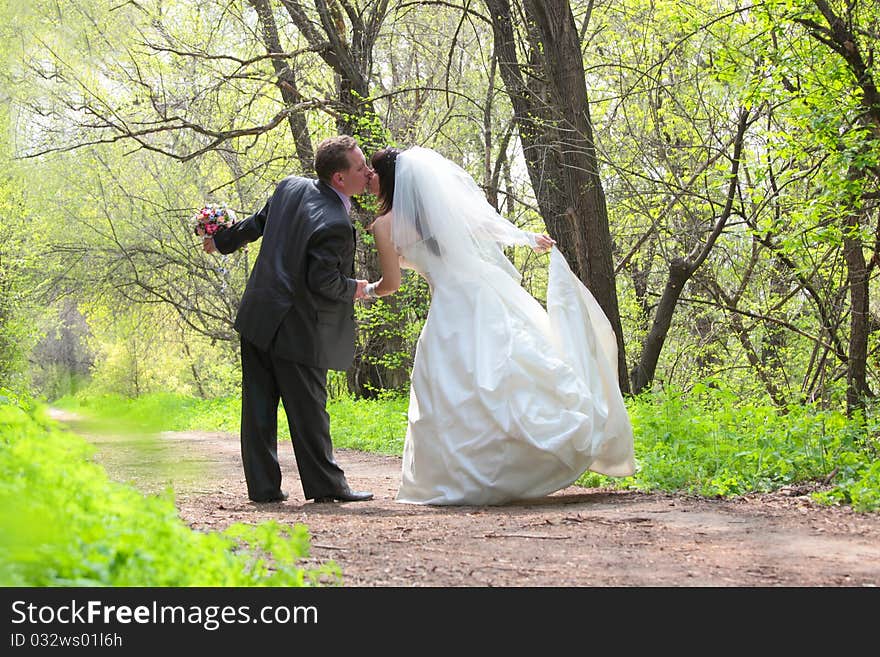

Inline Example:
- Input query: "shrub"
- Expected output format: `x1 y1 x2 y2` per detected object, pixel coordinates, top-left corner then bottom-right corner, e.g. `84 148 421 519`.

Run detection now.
0 390 340 586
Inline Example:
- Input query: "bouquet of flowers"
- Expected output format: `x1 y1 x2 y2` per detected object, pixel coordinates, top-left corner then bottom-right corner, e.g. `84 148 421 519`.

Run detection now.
191 203 237 238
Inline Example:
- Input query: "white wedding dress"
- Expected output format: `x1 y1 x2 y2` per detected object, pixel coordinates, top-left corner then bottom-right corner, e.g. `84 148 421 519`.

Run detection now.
391 148 635 506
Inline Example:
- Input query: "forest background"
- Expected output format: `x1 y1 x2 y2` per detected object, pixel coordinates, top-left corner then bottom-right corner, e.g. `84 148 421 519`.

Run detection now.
1 0 879 572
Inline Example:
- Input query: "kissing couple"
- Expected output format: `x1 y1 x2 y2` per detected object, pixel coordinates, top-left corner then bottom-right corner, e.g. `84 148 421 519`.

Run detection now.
204 135 634 506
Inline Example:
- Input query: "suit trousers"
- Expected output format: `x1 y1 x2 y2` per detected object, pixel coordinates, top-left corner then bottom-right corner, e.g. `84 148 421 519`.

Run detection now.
239 335 348 501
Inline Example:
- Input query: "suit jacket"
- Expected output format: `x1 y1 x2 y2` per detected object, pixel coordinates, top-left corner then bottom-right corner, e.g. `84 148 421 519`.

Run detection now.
214 177 358 371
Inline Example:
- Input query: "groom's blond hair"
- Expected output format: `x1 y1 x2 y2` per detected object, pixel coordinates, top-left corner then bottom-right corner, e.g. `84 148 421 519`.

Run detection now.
314 135 358 183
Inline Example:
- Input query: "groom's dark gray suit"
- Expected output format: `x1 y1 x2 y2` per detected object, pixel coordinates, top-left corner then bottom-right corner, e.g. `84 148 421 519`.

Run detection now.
214 176 358 502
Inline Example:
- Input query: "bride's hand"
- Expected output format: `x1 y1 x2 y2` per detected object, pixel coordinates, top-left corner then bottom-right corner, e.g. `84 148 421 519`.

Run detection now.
533 234 555 254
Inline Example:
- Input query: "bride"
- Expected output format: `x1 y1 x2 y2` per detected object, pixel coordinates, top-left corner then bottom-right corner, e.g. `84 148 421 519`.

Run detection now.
363 146 635 505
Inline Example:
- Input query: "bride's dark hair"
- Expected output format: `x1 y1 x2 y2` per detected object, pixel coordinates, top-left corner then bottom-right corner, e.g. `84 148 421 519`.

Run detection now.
370 147 400 215
374 145 442 256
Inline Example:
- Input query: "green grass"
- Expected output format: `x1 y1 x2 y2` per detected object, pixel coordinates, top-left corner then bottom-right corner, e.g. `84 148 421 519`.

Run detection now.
55 390 410 454
324 393 409 454
0 389 341 586
577 384 880 512
55 392 240 435
55 383 880 512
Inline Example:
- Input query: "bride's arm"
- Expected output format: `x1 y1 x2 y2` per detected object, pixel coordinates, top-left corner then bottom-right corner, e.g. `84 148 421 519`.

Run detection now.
364 213 402 298
469 205 555 253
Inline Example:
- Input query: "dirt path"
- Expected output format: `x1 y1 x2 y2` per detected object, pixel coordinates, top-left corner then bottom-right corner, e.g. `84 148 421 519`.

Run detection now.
71 417 880 587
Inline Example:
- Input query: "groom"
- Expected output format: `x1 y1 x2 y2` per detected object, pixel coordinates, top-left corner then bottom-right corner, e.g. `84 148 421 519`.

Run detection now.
204 135 374 504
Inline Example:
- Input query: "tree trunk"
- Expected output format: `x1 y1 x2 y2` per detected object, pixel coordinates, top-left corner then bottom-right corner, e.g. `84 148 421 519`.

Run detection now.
248 0 315 173
843 203 871 413
630 257 690 393
486 0 630 392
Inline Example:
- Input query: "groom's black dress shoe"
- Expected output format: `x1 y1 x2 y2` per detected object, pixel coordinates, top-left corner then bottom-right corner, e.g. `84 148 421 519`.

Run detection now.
251 491 289 503
313 488 373 503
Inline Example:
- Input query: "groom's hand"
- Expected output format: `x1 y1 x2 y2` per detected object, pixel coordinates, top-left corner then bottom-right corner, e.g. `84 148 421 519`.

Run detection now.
202 237 217 254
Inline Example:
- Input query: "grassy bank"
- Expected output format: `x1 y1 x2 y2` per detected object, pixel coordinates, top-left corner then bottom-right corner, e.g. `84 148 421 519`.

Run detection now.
0 389 340 586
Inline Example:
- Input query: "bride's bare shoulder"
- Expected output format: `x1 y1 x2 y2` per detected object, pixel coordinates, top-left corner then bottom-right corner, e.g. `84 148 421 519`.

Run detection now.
369 212 393 233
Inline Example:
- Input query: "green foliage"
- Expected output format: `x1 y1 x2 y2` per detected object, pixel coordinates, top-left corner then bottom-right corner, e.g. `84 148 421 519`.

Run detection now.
812 454 880 513
576 382 878 511
0 389 340 586
812 403 880 512
345 103 391 170
354 271 430 390
0 260 28 391
0 81 36 392
74 303 241 402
